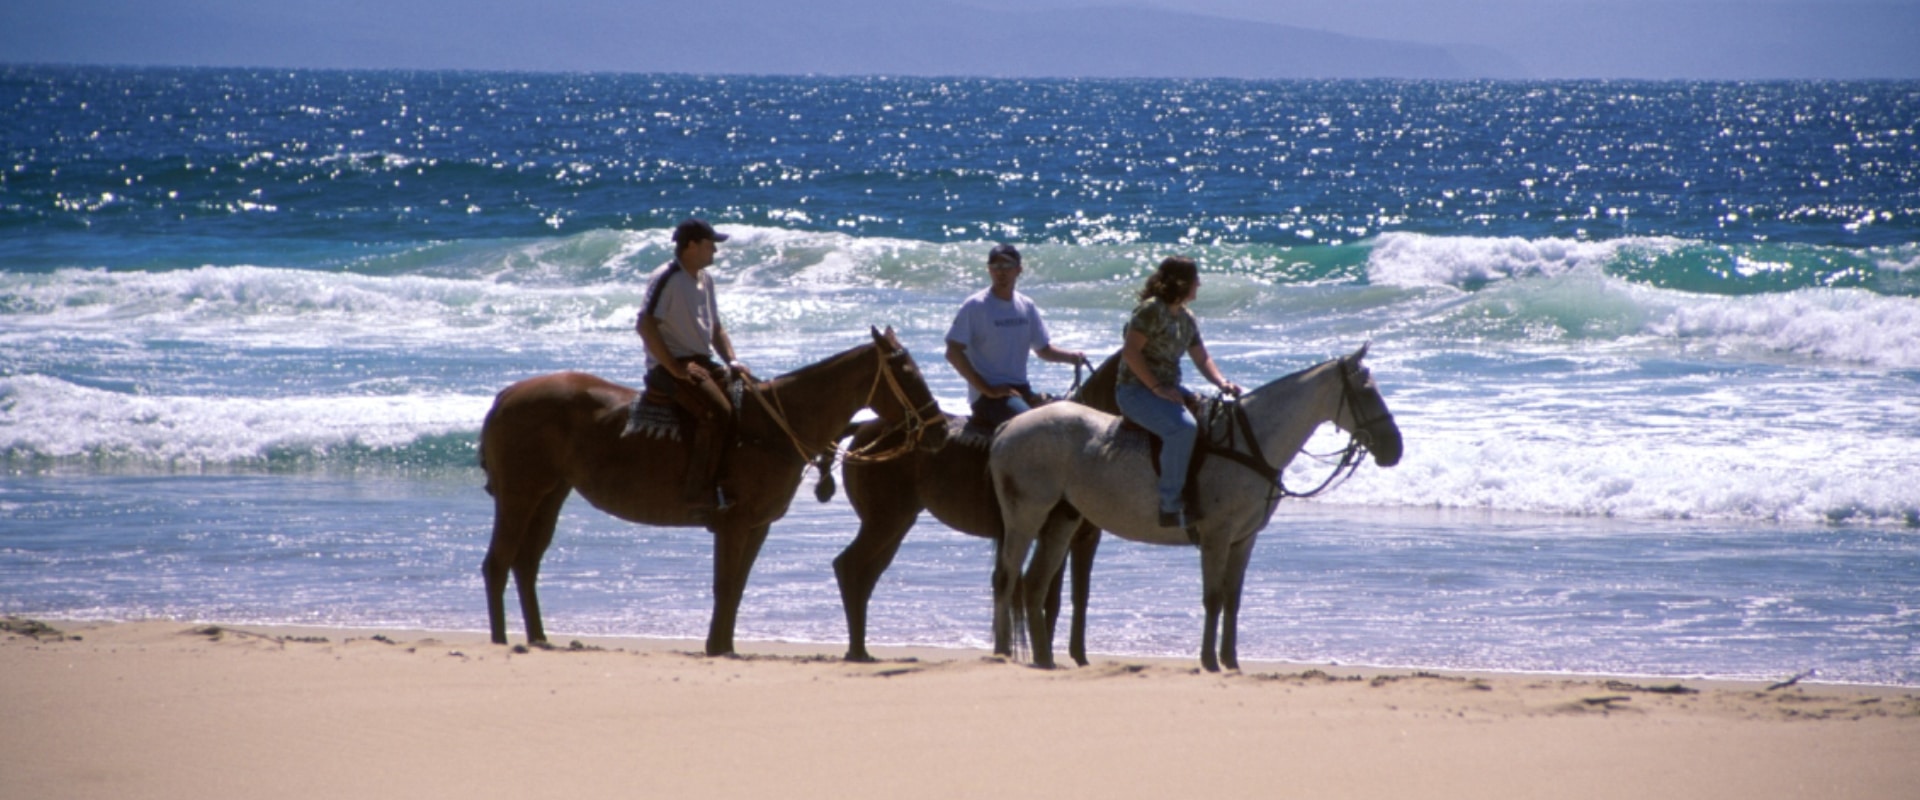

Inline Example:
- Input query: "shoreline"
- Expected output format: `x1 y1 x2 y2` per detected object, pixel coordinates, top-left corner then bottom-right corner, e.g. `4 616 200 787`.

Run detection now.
6 617 1917 800
19 613 1914 692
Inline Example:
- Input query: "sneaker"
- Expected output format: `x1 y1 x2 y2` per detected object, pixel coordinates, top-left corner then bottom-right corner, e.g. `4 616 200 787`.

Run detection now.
1158 508 1186 528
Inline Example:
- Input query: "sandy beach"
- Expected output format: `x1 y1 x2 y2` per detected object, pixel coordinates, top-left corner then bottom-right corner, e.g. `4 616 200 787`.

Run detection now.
4 617 1915 799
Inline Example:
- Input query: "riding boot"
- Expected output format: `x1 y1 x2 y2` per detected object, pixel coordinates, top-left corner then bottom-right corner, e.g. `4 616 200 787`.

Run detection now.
682 422 725 515
673 362 735 519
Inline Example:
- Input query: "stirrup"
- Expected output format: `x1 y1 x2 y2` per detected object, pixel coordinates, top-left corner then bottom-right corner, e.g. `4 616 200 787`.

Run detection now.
1157 508 1186 528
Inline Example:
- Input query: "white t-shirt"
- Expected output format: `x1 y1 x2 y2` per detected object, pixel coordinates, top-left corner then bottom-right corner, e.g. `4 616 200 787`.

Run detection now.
639 261 719 370
945 288 1051 402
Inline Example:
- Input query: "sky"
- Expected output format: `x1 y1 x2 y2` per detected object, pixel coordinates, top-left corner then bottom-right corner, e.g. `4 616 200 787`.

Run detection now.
2 0 1917 79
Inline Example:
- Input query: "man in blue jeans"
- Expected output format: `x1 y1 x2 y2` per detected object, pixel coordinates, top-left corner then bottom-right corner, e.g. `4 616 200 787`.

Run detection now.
945 244 1086 431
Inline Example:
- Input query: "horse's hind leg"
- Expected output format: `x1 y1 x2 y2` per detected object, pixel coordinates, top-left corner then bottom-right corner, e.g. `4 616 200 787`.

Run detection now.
990 534 1032 660
1021 504 1083 669
482 484 568 646
833 505 920 662
1065 520 1101 667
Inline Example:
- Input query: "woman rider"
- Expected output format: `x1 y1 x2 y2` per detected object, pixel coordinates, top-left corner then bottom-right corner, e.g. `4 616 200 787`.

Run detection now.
1115 256 1243 528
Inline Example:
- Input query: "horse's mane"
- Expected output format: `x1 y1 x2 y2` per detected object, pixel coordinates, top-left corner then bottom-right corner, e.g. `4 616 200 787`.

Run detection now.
1248 353 1343 398
760 339 877 392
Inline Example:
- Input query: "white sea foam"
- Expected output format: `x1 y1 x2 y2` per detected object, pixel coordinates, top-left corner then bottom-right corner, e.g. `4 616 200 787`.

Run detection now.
1365 234 1920 368
1365 232 1660 289
1651 287 1920 368
0 374 491 469
0 264 644 348
1307 376 1920 525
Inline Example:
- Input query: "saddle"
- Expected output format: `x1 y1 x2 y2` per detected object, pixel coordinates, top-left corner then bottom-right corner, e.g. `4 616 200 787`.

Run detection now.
622 375 747 442
948 416 995 451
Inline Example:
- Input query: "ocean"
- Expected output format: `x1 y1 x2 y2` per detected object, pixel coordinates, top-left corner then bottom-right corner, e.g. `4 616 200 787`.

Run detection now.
3 66 1917 685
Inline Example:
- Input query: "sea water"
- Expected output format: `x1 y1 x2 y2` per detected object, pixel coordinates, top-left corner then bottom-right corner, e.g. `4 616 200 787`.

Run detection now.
3 67 1917 685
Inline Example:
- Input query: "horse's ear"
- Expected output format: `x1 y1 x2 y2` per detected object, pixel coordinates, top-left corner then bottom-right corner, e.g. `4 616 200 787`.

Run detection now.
873 325 898 347
1352 341 1371 364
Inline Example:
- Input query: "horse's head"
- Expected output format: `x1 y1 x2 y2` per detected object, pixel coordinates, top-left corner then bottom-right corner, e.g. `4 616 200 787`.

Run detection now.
868 326 949 453
1335 343 1403 467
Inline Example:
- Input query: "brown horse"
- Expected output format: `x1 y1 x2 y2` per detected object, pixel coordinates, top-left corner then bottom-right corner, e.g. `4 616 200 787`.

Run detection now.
479 327 947 655
824 354 1120 664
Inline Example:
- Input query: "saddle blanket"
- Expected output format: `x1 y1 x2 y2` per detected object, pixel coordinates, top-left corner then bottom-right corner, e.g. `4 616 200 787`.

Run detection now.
622 397 687 441
621 376 748 441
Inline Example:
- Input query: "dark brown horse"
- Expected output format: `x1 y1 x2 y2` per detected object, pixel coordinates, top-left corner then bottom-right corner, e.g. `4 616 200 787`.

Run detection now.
479 327 946 655
823 354 1120 664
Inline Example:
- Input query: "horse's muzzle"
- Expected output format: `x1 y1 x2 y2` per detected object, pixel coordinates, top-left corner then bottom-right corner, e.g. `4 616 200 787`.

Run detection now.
1368 420 1404 467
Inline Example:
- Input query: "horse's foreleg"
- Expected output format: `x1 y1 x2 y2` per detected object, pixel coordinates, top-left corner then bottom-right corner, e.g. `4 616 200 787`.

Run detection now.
707 523 771 657
1197 537 1232 672
1041 560 1065 657
1199 598 1223 672
833 508 919 662
1066 520 1101 667
482 553 510 645
1218 533 1258 672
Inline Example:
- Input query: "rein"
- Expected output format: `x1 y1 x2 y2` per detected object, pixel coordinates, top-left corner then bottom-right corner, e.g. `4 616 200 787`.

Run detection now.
1210 359 1382 503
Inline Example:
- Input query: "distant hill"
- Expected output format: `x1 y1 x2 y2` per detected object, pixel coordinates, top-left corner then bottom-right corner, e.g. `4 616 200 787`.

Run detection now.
675 2 1496 79
0 0 1507 78
7 0 1912 79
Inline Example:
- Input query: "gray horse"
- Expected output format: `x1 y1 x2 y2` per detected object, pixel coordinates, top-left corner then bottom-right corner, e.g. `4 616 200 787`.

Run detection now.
987 344 1404 671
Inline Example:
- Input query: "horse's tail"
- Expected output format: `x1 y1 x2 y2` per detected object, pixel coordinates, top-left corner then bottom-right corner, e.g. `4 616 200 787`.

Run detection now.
811 421 862 503
478 439 493 496
478 408 495 497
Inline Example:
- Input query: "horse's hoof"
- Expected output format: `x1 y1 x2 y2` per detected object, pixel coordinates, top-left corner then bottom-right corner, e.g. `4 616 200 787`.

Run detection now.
845 651 877 664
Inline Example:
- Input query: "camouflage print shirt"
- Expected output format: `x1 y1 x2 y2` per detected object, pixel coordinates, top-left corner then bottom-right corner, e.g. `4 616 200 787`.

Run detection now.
1117 298 1203 389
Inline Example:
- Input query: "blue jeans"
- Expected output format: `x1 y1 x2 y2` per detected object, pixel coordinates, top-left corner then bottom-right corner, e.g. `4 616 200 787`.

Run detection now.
969 383 1034 430
1115 382 1196 514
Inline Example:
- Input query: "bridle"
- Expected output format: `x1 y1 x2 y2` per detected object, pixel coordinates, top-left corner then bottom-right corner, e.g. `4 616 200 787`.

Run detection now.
746 344 943 466
1210 357 1389 505
841 347 944 464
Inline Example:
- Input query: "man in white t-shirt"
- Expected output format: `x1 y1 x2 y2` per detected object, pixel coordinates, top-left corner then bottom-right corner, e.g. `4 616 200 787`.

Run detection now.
637 218 749 516
945 244 1086 430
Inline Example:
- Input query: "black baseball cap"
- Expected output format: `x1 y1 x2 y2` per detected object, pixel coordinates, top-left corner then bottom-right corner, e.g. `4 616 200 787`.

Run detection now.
988 243 1022 266
671 218 729 244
